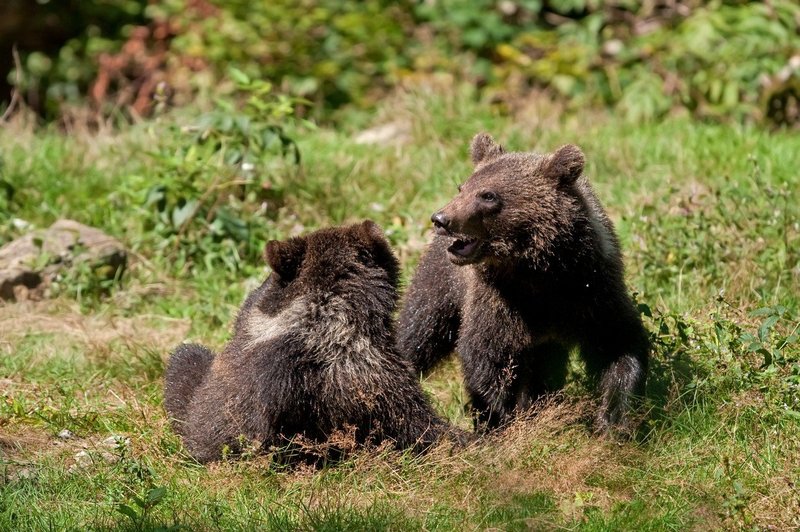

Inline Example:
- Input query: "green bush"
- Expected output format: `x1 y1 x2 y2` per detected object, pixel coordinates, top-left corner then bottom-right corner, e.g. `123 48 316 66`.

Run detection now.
2 0 148 118
3 0 799 126
5 0 415 120
148 0 414 114
421 0 800 124
138 70 302 274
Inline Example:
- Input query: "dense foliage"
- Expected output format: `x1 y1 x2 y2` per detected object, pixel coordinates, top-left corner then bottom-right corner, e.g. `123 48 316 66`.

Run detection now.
3 0 799 125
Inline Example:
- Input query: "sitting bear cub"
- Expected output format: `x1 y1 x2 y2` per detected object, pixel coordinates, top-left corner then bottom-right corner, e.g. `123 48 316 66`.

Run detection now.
398 134 650 433
164 221 459 463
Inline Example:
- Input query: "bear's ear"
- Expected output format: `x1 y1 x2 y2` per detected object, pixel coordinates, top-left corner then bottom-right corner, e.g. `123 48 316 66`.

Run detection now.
356 220 400 284
545 144 585 185
470 133 506 165
357 219 386 243
264 237 307 280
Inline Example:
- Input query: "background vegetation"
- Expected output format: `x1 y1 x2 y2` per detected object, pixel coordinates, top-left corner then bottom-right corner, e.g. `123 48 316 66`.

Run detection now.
1 1 799 530
3 0 800 125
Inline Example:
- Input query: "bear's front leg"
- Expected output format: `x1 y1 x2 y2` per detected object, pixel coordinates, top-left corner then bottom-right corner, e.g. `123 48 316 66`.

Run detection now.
460 348 521 430
397 237 465 374
458 288 532 430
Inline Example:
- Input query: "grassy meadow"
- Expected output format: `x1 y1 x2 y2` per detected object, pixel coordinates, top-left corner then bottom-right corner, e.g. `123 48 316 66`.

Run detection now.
1 86 799 530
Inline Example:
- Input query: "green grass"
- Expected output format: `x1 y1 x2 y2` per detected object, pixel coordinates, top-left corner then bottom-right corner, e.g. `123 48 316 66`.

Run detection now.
1 87 799 530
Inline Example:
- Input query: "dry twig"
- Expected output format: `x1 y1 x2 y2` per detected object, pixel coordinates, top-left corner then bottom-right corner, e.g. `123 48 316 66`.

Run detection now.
1 46 23 123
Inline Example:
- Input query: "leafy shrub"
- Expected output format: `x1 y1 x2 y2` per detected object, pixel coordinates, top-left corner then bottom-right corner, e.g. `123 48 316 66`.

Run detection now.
427 0 800 125
3 0 800 126
148 0 414 114
137 69 302 274
4 0 415 120
1 0 148 118
643 299 800 460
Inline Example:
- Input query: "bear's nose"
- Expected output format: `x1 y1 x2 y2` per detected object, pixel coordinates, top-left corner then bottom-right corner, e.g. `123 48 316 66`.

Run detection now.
431 211 451 234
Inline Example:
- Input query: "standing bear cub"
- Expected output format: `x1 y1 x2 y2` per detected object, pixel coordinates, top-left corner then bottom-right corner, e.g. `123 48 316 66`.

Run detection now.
164 221 459 463
398 134 649 433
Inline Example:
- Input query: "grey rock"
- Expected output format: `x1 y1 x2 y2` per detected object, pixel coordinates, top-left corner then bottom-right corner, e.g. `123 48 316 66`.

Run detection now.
73 450 92 468
102 435 130 449
11 467 36 482
0 219 126 301
57 429 75 440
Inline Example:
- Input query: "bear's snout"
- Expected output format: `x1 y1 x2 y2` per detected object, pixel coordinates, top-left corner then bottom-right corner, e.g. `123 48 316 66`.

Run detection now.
431 211 451 235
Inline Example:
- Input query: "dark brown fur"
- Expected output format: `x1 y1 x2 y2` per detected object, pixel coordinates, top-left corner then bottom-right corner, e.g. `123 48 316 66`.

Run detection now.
398 134 649 433
164 221 460 463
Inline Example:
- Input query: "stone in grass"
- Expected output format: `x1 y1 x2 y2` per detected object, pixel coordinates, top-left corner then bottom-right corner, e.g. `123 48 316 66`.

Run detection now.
58 429 75 440
69 435 131 471
9 467 36 482
0 219 127 301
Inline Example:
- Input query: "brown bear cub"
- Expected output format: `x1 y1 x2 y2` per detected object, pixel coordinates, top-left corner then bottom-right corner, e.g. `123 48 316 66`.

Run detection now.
164 221 459 463
397 134 649 434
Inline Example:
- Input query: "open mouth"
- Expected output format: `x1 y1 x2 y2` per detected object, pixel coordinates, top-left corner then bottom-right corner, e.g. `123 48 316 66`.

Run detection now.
447 237 482 262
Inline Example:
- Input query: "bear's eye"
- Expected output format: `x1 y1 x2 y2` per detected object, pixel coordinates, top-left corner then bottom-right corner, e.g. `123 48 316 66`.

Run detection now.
480 191 498 202
457 184 463 192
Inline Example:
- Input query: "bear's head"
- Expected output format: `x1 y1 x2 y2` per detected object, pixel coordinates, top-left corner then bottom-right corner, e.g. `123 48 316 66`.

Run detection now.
431 133 586 268
259 220 400 314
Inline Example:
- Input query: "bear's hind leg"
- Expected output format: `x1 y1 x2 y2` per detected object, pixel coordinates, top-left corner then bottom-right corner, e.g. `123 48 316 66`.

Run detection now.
596 355 646 434
583 333 649 435
163 343 214 434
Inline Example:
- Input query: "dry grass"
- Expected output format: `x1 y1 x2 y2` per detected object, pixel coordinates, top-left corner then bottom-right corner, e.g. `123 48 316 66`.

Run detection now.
154 396 631 526
1 291 645 526
0 426 52 461
755 471 800 530
0 300 189 362
3 286 794 527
